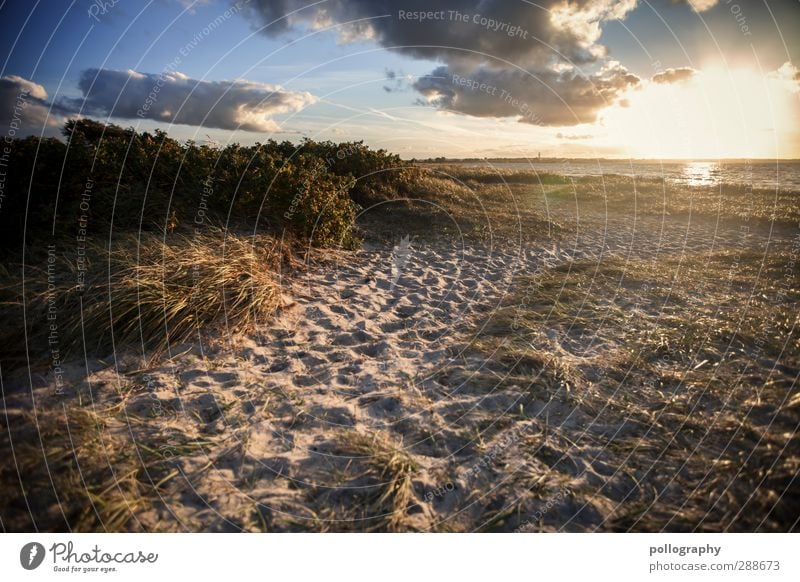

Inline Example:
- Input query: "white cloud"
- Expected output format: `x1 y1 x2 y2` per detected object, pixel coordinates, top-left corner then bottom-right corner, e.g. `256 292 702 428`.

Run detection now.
675 0 719 12
769 62 800 94
64 68 318 132
0 76 64 135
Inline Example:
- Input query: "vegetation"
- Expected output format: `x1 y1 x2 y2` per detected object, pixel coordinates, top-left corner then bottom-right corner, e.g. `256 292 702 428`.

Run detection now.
331 432 420 532
461 244 799 531
1 124 797 533
0 230 289 369
0 119 416 250
432 165 800 226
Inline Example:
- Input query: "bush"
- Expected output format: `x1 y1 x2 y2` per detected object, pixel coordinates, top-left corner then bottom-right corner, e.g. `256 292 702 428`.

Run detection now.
266 156 359 247
295 139 416 205
0 120 413 250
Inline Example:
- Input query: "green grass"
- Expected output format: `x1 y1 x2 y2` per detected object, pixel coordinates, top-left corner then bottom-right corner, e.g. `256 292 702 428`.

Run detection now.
424 166 799 226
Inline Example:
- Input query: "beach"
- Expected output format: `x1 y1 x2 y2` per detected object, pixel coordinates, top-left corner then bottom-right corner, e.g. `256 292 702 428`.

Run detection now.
3 167 797 532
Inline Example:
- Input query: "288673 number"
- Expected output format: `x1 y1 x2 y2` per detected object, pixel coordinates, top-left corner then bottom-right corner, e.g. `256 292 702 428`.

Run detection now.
735 561 780 571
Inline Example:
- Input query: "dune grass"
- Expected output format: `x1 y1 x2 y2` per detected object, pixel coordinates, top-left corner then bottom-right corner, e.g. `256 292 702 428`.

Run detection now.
307 432 420 532
1 401 157 531
0 229 290 531
1 229 289 365
566 176 799 226
460 243 799 530
428 165 800 227
356 166 562 244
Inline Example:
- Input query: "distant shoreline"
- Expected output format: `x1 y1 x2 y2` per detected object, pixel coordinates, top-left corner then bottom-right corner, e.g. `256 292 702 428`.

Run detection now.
415 157 800 163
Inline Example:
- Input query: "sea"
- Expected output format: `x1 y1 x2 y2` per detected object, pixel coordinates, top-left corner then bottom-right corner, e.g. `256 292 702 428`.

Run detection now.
451 160 800 191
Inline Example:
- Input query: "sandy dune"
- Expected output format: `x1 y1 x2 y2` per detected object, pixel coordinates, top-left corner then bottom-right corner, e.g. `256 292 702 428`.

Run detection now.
4 203 797 531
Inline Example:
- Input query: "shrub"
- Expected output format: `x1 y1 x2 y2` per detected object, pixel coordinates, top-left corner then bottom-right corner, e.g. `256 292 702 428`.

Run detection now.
266 156 359 247
1 121 415 249
296 139 415 205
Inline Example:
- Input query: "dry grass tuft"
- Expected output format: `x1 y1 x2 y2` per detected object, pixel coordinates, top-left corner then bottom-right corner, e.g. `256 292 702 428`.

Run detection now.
1 229 289 362
0 402 162 531
324 432 419 531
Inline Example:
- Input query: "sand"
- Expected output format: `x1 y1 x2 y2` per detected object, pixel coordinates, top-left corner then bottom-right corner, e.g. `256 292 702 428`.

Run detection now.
3 201 797 532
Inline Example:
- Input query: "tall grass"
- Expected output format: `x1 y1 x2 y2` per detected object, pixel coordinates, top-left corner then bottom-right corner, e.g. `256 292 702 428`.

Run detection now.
1 229 288 362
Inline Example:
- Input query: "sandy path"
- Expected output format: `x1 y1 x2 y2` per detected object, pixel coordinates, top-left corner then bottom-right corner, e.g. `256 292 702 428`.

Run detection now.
99 235 531 530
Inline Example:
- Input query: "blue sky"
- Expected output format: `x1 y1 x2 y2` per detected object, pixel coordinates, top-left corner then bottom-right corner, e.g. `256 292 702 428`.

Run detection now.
1 0 798 158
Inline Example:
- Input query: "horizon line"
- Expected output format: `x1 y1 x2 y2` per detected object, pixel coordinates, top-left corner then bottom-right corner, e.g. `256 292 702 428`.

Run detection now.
412 157 800 162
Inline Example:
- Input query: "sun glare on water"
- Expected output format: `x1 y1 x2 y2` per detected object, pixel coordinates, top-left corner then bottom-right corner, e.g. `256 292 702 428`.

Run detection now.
681 161 719 186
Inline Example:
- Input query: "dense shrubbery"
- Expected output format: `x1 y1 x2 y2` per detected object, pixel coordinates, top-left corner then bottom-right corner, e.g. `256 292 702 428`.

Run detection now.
0 120 425 364
297 139 419 205
0 119 415 249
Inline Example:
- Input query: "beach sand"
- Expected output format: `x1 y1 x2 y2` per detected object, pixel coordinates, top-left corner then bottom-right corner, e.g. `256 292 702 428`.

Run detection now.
3 195 798 532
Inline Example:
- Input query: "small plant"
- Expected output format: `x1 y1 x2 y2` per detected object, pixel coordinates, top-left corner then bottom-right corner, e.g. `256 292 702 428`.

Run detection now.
337 432 419 531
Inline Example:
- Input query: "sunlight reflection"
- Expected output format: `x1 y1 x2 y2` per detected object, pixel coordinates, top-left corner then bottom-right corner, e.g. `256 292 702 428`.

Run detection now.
681 161 720 187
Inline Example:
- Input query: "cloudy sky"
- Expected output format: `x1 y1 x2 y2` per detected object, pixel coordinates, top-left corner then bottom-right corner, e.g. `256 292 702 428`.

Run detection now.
1 0 798 158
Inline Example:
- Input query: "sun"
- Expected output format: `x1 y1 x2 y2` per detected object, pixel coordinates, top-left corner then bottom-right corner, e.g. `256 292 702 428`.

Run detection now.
599 64 800 159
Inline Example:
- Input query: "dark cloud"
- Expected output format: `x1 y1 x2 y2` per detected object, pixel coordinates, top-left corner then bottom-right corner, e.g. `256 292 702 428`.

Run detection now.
242 0 639 124
413 62 639 126
61 68 317 132
383 68 410 93
652 67 697 84
244 0 637 66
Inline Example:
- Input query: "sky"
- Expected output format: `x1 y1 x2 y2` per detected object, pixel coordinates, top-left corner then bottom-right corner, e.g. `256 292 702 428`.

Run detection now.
0 0 798 159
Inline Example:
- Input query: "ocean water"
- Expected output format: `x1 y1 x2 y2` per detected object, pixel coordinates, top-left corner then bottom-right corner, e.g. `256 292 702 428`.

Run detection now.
455 160 800 191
